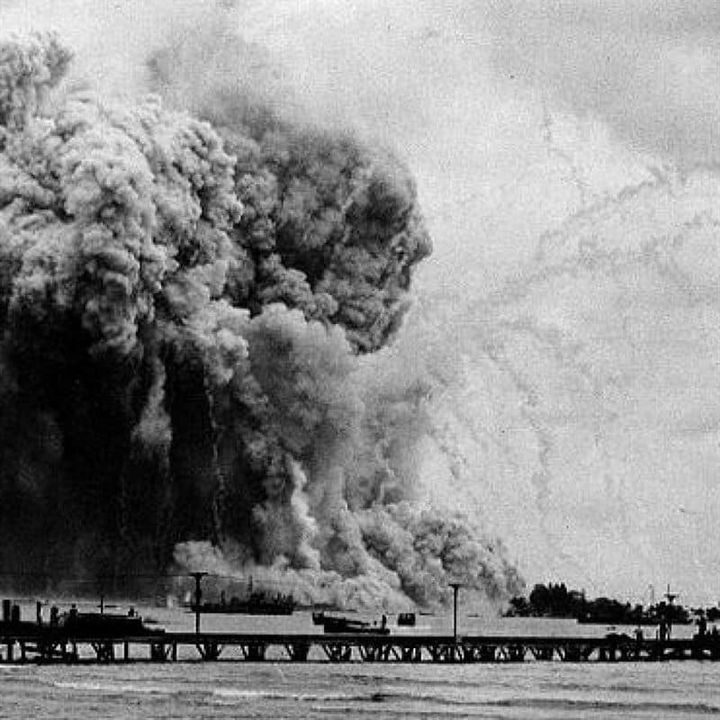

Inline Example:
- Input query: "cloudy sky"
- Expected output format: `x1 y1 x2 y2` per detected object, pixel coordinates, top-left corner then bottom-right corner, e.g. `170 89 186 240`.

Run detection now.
4 0 720 603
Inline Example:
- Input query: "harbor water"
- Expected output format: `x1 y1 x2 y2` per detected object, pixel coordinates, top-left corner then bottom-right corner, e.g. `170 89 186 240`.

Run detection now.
2 605 719 719
6 657 720 719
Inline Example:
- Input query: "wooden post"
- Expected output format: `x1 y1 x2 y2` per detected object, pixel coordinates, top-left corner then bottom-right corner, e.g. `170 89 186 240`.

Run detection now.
449 583 461 642
190 572 207 634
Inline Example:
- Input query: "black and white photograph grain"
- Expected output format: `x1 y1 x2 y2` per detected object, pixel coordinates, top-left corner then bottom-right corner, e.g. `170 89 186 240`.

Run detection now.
1 1 719 718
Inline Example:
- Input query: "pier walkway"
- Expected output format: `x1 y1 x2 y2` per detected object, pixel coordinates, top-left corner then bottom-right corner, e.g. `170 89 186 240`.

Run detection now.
3 628 720 664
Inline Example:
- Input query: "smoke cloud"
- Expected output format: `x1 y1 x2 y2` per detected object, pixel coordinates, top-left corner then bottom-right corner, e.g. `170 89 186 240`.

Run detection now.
0 30 521 609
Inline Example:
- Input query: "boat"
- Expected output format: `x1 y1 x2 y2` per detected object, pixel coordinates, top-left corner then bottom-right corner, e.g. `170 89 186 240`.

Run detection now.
56 608 164 638
312 612 390 635
190 590 295 615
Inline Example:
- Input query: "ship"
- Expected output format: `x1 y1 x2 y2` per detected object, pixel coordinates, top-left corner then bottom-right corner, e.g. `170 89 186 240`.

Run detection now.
190 589 295 615
56 606 164 638
312 611 391 634
2 598 163 638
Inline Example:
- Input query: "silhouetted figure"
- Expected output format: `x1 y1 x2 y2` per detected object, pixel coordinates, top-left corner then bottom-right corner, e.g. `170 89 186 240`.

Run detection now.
381 614 387 630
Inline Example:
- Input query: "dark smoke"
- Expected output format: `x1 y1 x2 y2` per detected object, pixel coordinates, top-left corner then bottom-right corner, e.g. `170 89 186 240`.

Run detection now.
0 34 521 608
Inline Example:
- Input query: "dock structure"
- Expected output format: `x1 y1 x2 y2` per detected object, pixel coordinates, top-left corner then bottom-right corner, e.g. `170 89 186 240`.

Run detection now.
3 629 720 664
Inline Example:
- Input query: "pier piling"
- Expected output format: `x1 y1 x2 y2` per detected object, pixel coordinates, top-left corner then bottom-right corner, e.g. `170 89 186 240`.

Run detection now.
1 625 719 665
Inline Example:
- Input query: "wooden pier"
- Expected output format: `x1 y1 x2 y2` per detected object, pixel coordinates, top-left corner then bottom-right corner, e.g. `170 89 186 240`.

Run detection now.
3 628 720 664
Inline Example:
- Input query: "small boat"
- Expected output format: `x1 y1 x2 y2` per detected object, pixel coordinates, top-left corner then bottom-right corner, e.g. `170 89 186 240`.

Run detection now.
312 612 390 635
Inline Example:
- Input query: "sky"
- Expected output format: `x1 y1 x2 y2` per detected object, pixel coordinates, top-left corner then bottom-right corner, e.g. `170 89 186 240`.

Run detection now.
3 0 720 604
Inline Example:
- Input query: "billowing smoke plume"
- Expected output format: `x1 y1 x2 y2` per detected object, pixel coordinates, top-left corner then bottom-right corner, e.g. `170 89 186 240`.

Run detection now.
0 34 521 608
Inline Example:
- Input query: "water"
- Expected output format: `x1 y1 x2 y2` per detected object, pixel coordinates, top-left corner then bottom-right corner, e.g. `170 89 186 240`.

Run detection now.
5 661 720 719
2 606 719 719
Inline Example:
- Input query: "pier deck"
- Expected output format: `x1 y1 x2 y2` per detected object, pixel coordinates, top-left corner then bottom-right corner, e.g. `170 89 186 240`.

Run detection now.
2 628 720 664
